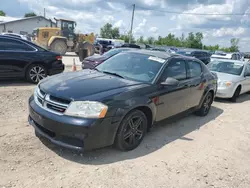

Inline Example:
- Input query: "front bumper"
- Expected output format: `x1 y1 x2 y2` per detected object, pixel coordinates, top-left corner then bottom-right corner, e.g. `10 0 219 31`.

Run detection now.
28 96 119 151
216 87 235 98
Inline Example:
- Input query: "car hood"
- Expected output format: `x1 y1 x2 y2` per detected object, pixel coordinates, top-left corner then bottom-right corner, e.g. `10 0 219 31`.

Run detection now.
39 70 144 101
84 55 107 62
211 71 242 82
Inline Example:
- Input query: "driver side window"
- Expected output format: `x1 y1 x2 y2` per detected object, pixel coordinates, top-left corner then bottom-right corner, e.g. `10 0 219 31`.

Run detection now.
161 59 187 81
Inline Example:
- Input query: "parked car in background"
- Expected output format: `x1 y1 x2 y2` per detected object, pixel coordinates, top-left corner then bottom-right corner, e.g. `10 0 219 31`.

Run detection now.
0 35 64 84
94 39 113 54
2 32 31 41
207 58 250 102
120 43 141 49
82 48 134 69
211 52 243 61
176 50 211 64
28 50 217 152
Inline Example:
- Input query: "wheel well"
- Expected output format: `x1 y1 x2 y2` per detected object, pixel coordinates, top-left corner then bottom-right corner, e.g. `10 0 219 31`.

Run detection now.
25 62 47 75
237 85 242 91
134 106 153 131
209 90 214 99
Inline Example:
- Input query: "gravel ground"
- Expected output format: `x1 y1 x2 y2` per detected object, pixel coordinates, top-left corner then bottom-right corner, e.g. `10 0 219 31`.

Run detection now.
0 64 250 188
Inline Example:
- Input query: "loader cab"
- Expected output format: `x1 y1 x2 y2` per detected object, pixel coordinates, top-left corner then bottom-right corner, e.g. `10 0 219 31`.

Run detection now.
56 19 76 40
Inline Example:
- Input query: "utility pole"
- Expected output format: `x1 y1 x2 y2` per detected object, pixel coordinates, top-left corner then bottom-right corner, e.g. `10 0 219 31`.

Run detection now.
129 4 135 44
44 8 46 18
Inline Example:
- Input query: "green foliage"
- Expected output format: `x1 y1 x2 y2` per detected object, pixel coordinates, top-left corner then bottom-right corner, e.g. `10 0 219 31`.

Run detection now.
99 23 240 52
100 23 120 39
0 10 6 16
24 12 37 17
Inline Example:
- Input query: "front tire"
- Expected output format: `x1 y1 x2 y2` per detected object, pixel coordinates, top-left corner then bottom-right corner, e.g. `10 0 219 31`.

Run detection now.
195 92 213 116
231 86 241 102
26 64 47 84
115 110 147 151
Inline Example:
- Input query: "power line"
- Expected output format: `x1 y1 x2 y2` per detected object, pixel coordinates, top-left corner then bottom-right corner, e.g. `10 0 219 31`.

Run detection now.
136 6 250 16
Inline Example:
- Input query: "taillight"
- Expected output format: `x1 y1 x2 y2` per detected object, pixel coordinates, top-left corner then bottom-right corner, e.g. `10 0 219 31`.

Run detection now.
56 56 62 61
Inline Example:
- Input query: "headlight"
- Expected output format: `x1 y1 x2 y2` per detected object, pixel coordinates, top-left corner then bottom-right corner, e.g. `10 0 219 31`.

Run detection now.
64 101 108 118
218 81 232 87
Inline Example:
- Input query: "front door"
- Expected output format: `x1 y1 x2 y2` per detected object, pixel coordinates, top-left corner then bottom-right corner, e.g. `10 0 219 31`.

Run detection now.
241 63 250 93
155 58 191 121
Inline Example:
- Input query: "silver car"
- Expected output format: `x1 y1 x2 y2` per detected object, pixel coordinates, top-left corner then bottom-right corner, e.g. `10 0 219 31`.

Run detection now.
207 59 250 102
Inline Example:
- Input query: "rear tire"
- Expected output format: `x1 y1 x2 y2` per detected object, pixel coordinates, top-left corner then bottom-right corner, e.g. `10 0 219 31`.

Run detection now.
50 40 67 55
115 110 147 151
26 64 47 84
195 92 213 116
231 86 241 102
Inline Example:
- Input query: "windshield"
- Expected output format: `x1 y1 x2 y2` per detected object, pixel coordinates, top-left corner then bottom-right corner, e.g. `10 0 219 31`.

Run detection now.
207 60 244 76
176 51 192 56
102 49 123 58
96 52 166 83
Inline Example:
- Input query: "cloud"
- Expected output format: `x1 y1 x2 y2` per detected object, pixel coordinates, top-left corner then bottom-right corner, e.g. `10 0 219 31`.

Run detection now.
211 27 245 37
1 0 249 51
149 26 158 33
134 19 147 35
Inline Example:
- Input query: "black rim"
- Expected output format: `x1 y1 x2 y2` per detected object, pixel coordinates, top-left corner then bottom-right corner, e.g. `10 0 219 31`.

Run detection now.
203 94 212 113
123 116 144 146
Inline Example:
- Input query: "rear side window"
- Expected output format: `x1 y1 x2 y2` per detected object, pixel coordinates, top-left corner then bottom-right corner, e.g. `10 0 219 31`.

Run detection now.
188 61 202 78
0 38 35 51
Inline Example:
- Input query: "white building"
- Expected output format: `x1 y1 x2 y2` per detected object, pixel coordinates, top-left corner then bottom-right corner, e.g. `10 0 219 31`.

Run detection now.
0 16 56 35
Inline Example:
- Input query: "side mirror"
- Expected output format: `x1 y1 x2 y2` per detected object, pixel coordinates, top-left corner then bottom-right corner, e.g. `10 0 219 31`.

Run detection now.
161 77 179 86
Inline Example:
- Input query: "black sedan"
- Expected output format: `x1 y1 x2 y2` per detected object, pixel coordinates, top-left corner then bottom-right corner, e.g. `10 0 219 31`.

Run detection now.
176 50 211 64
0 35 64 83
28 50 217 151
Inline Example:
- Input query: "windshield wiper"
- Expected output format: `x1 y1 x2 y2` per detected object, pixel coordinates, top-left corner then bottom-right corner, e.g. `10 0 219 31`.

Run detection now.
102 71 124 78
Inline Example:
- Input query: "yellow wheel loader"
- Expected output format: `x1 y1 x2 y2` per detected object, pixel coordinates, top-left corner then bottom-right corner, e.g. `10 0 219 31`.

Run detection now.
32 18 95 58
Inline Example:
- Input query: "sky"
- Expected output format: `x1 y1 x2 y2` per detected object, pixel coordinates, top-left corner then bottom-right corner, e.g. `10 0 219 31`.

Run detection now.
2 0 250 51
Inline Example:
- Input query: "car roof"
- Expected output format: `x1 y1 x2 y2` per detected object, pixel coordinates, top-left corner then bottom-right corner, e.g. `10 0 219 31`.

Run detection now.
211 58 246 64
178 49 208 53
123 49 173 59
0 34 29 42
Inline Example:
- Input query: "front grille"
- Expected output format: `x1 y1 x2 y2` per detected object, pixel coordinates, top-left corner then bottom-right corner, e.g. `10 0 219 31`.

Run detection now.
35 87 71 115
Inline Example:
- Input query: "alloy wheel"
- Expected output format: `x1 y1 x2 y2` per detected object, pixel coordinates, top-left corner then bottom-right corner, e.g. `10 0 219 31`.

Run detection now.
123 116 144 146
29 66 46 83
203 94 212 113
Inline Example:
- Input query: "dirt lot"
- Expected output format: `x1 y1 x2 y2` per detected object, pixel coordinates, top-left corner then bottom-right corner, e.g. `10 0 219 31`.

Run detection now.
1 65 250 188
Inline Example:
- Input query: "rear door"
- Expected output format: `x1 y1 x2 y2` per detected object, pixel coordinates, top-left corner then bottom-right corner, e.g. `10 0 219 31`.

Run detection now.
186 60 204 107
0 38 36 78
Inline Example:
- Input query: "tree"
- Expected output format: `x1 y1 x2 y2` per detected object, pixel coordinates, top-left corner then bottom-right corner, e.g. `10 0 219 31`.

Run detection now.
0 10 6 16
137 36 144 44
100 23 120 39
229 38 240 52
120 32 135 43
24 12 37 18
146 37 155 45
